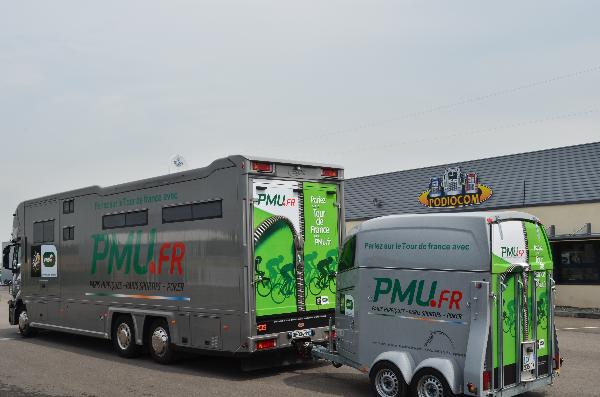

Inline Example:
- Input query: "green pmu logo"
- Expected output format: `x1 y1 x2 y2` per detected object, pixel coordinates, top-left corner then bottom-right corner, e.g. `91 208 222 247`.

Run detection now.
43 252 56 267
373 278 463 310
91 229 185 276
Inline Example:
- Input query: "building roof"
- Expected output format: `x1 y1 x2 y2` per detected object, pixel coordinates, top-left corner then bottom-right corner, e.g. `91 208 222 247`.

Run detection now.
345 141 600 220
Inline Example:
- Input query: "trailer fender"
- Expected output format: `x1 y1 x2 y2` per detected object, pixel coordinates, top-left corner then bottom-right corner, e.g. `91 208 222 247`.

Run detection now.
413 358 461 395
370 351 415 384
108 308 177 346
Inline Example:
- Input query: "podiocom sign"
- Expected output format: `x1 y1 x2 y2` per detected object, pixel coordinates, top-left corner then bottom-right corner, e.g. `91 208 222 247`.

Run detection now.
418 166 493 208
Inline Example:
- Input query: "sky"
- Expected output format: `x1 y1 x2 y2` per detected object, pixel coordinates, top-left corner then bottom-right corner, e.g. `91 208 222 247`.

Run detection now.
1 1 599 233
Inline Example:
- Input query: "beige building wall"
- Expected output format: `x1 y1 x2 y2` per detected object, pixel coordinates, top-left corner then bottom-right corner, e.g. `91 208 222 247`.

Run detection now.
345 201 600 308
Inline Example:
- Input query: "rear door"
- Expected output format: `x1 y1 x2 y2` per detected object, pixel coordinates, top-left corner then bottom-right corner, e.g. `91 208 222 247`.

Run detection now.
252 179 340 320
490 220 554 389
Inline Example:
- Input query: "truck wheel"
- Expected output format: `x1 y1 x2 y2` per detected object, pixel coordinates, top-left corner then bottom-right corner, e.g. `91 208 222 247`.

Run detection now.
18 309 37 338
370 361 408 397
410 368 454 397
148 319 176 364
112 315 142 358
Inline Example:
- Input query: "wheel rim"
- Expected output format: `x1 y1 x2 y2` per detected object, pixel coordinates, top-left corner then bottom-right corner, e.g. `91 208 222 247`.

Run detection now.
375 368 399 397
151 326 169 356
116 323 132 350
417 375 444 397
18 311 29 331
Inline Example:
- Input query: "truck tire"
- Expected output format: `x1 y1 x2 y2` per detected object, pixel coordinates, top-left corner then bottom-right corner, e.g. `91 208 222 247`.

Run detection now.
148 319 176 364
112 315 142 358
370 361 408 397
410 368 454 397
18 308 37 338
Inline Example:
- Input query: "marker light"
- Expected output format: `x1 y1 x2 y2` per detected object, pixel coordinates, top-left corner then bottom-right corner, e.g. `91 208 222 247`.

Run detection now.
252 162 273 173
321 168 338 178
483 370 491 391
467 383 477 394
256 338 277 350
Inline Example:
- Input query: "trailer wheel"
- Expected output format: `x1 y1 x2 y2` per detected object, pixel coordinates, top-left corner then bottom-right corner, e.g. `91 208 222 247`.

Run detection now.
370 361 407 397
17 308 37 338
410 368 454 397
148 319 176 364
112 315 142 358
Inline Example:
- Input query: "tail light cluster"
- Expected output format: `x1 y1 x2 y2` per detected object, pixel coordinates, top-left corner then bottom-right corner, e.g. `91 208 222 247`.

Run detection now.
321 168 338 178
482 370 491 391
255 338 277 350
251 161 273 173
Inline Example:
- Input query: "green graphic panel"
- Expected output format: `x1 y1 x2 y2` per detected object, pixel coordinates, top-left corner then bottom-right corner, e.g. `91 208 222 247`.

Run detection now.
254 207 297 317
492 220 554 376
303 183 339 312
525 221 553 271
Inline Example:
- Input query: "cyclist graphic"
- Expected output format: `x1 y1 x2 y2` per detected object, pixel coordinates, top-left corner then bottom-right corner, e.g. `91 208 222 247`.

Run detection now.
304 251 318 278
280 262 295 287
266 255 284 281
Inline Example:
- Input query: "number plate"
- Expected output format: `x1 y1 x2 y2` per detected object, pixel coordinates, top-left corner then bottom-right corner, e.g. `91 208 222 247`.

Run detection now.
290 329 312 339
522 350 536 371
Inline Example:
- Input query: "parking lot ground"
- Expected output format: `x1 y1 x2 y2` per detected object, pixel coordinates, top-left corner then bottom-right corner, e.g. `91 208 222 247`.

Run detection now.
0 287 598 397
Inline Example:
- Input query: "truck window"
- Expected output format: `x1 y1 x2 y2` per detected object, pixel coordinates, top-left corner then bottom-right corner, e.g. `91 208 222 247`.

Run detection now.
33 220 55 243
103 210 148 230
63 226 75 241
63 199 74 214
163 200 222 223
338 236 356 272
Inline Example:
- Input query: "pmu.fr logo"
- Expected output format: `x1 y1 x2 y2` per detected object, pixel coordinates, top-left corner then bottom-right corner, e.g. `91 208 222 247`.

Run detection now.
91 229 185 276
501 246 526 259
256 193 296 207
373 278 463 310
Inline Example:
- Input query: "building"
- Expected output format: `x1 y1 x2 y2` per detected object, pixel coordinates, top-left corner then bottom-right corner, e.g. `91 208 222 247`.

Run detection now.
345 141 600 308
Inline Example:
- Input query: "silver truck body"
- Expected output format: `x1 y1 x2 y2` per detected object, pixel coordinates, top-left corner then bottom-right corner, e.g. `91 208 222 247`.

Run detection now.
314 211 560 397
4 155 344 364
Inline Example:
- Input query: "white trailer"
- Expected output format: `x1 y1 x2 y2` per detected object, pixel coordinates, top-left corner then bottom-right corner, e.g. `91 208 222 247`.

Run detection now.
312 211 561 397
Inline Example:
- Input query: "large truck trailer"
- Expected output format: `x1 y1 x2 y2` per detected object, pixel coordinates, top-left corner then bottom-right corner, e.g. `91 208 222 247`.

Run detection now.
312 212 561 397
2 155 344 366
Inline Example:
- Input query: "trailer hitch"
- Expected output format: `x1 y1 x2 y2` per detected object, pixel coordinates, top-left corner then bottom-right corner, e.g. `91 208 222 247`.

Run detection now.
291 338 313 359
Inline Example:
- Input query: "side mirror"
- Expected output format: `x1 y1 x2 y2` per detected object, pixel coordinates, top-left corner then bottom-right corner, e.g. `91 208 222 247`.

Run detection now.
2 245 11 270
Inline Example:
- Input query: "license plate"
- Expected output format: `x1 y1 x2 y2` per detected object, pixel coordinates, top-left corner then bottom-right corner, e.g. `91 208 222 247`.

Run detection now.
290 329 312 339
523 351 536 371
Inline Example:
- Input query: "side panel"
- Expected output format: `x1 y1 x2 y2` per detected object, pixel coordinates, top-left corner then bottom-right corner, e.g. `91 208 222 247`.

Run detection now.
303 182 339 312
253 179 301 317
490 220 554 389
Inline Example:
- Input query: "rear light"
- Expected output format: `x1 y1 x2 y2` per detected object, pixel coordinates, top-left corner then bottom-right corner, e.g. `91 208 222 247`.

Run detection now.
252 161 273 173
256 338 277 350
321 168 338 178
467 383 477 394
482 370 491 391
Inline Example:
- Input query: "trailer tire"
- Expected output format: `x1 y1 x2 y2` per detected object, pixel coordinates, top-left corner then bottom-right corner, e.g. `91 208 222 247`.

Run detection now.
370 361 408 397
410 368 454 397
112 315 142 358
148 319 176 365
17 308 37 338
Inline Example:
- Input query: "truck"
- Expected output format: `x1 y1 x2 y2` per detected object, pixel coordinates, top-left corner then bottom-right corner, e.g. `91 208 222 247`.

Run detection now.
2 155 344 367
311 211 561 397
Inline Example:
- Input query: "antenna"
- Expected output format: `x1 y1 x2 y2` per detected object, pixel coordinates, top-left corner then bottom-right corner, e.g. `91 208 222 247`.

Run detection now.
169 154 188 174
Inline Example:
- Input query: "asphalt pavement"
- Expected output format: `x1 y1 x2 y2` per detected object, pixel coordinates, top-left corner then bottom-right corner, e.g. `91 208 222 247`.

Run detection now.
0 286 598 397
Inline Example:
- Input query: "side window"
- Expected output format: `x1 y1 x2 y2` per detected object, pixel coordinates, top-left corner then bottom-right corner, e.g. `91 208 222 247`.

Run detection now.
63 226 75 241
103 210 148 230
33 220 55 243
163 200 222 223
63 199 74 214
338 236 356 272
